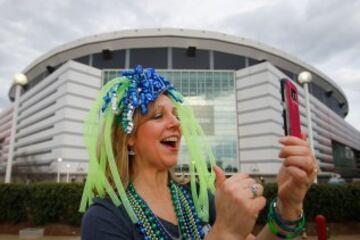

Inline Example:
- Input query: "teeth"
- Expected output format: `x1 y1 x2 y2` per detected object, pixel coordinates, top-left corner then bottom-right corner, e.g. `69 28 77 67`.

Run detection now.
162 136 178 142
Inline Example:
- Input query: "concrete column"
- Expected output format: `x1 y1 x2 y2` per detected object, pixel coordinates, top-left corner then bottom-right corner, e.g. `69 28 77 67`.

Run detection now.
5 73 27 183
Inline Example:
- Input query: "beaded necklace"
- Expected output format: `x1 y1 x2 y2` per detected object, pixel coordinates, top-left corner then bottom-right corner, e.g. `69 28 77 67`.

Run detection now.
127 181 205 240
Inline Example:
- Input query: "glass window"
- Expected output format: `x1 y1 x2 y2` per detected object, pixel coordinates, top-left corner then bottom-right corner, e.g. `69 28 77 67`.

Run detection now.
248 58 259 66
181 72 190 96
276 66 294 80
73 55 89 65
173 48 210 69
309 82 345 117
102 69 237 173
332 140 359 178
198 73 205 96
93 49 126 69
103 71 120 85
214 51 246 70
130 48 167 69
205 74 213 98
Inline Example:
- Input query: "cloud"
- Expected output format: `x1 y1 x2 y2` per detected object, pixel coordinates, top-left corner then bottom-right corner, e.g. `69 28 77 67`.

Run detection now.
217 0 360 130
0 0 359 131
344 88 360 130
220 0 360 65
0 94 10 113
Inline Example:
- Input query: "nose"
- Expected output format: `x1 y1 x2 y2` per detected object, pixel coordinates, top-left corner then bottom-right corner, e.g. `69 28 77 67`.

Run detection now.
167 113 180 129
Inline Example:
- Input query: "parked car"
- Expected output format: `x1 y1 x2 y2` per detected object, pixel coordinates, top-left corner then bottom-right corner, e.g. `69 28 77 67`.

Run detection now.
328 174 346 184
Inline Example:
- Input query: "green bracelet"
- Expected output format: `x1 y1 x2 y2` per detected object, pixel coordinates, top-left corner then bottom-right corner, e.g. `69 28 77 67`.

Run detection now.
269 198 305 233
267 198 305 239
271 198 304 225
268 218 298 239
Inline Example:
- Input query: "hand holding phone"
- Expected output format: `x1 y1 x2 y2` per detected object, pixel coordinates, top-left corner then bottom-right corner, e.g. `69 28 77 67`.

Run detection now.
280 78 301 138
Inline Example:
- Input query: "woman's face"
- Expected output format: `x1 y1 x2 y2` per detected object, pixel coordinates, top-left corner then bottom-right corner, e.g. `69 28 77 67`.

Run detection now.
128 94 182 170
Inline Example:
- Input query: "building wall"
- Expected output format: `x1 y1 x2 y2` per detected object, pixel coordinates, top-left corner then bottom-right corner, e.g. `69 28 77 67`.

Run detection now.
103 69 238 171
236 62 360 175
17 29 348 118
0 107 13 173
2 60 360 181
10 60 101 176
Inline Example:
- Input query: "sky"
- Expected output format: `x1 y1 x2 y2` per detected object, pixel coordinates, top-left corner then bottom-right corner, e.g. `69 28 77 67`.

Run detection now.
0 0 359 130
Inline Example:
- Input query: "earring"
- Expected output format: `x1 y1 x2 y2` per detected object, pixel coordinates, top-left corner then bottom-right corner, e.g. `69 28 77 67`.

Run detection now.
128 148 136 156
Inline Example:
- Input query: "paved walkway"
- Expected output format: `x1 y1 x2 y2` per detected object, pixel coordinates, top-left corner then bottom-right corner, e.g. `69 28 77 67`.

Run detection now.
1 234 360 240
0 236 79 240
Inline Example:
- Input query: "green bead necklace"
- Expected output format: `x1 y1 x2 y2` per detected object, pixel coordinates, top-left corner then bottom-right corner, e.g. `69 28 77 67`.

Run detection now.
127 181 205 240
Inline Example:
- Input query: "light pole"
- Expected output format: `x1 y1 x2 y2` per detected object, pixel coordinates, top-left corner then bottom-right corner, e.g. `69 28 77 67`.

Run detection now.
298 71 317 183
57 157 62 183
5 73 28 183
66 164 70 183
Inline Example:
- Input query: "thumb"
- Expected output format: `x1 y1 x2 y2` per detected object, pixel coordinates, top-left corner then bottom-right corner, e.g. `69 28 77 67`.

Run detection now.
213 165 226 189
301 132 308 141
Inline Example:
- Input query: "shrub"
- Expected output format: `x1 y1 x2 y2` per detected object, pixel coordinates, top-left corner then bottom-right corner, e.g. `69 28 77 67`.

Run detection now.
0 182 359 226
0 184 28 223
257 183 360 224
26 183 83 225
0 183 83 225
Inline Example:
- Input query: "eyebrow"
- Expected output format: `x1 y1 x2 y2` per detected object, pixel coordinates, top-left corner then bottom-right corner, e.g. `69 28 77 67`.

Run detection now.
152 105 177 115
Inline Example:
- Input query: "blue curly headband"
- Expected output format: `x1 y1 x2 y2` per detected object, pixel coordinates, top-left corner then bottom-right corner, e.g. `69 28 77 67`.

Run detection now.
101 65 183 134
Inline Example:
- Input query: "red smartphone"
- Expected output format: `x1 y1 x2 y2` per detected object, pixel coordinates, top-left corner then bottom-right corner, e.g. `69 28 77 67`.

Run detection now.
280 78 301 138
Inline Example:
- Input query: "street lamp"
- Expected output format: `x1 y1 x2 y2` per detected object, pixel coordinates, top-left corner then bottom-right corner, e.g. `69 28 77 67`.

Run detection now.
5 73 28 183
298 72 314 151
298 71 317 183
66 164 70 183
57 157 62 183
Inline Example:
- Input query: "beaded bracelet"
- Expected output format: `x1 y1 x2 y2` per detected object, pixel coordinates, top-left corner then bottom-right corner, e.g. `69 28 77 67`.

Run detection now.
268 217 298 239
269 198 305 233
271 198 304 226
267 198 305 239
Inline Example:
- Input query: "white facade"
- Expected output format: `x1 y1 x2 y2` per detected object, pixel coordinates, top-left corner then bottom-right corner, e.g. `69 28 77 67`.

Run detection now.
236 62 360 174
0 107 13 173
1 28 359 181
1 60 359 180
0 61 101 180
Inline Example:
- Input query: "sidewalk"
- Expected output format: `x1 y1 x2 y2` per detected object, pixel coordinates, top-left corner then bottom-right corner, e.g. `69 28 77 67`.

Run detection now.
0 236 79 240
307 236 360 240
1 235 360 240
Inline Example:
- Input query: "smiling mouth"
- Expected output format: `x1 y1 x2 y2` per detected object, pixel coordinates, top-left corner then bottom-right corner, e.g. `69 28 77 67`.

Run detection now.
160 136 178 148
161 141 176 148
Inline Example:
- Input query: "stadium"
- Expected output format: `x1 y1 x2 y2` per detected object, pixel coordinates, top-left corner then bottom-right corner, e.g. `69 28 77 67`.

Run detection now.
0 28 359 182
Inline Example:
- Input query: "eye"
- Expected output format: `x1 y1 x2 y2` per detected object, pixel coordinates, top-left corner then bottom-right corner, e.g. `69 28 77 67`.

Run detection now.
173 110 180 120
152 112 163 119
174 113 180 120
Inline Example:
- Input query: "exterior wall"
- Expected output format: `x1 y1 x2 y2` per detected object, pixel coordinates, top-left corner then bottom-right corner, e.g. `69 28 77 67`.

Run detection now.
0 107 13 173
1 60 360 180
103 69 238 171
236 62 360 175
11 60 101 176
18 29 347 117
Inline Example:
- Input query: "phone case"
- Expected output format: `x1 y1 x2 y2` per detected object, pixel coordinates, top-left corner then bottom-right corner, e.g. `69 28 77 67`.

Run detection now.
280 78 301 138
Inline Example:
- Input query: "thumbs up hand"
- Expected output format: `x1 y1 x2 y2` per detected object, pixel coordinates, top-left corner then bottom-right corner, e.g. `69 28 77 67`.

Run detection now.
208 166 266 240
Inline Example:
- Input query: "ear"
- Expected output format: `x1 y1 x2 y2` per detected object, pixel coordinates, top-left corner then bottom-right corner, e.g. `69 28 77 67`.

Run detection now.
127 134 135 147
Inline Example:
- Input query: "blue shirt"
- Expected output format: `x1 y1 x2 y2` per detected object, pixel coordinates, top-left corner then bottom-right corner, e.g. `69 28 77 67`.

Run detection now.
81 192 216 239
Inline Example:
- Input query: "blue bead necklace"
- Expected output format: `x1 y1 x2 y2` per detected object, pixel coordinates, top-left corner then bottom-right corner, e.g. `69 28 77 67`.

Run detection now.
127 181 205 240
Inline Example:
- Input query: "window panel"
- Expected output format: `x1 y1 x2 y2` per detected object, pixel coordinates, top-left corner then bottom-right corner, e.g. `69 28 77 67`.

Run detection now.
103 69 237 172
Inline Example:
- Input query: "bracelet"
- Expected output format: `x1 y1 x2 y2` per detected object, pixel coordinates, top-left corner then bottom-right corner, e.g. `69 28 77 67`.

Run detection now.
270 198 305 233
267 198 305 239
271 198 304 225
268 217 298 239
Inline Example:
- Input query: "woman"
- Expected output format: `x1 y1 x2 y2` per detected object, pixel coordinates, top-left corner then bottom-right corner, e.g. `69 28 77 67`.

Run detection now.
81 65 317 239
